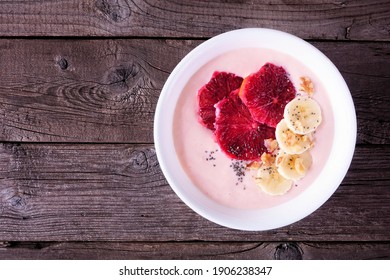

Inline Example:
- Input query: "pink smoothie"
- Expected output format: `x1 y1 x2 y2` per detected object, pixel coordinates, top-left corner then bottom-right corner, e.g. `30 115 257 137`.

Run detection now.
173 48 334 209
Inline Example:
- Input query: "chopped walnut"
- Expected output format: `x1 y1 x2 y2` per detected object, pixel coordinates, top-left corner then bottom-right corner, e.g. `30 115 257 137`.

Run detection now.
299 76 314 96
247 161 261 170
264 138 278 154
260 152 275 167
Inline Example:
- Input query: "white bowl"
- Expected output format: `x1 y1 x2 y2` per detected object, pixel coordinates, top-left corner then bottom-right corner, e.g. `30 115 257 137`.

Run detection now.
154 28 356 231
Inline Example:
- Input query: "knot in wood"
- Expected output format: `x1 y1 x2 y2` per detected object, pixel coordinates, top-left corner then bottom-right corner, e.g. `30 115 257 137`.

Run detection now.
10 195 28 210
57 57 68 70
104 63 141 95
274 243 303 260
108 65 137 85
130 150 149 171
95 0 131 22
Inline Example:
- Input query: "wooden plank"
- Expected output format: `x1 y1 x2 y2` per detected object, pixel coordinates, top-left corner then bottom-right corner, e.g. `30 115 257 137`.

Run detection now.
314 42 390 144
0 0 388 40
0 39 389 143
0 39 193 143
0 241 388 260
0 144 388 242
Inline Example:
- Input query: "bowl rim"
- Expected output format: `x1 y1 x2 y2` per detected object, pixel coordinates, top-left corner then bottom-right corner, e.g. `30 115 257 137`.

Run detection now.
154 28 357 231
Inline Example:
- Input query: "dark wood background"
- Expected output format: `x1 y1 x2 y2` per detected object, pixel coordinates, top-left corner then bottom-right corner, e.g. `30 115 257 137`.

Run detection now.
0 0 389 260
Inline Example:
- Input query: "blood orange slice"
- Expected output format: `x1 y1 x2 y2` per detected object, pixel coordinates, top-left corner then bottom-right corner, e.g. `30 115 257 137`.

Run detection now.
198 71 243 130
239 63 296 127
214 89 275 160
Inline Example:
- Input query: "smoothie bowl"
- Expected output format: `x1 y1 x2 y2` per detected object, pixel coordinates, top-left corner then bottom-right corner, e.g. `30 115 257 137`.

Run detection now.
154 28 356 231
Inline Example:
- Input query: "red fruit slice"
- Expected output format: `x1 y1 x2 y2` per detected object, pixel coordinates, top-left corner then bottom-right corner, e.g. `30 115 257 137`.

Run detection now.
239 63 296 127
214 89 275 160
198 71 243 130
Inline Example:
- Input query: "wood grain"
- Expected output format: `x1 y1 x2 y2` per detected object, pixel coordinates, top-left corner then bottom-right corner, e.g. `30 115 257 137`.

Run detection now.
0 0 388 262
0 39 389 143
0 143 388 242
0 0 389 40
0 241 388 260
0 39 191 143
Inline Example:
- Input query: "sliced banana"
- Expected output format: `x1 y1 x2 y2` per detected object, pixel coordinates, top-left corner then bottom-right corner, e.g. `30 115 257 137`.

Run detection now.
275 119 313 155
276 150 312 181
284 96 322 134
255 165 293 196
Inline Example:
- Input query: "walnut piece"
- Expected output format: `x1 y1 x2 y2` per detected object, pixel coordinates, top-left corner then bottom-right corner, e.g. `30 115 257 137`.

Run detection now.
299 76 314 96
264 138 278 154
260 152 275 167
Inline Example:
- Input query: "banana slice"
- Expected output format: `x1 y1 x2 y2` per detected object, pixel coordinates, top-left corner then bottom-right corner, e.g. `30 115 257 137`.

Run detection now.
276 150 312 181
275 119 313 154
284 96 322 134
255 165 293 196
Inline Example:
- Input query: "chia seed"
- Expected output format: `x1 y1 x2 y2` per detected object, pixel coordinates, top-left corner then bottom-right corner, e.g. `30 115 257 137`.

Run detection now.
204 149 218 167
230 160 246 186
